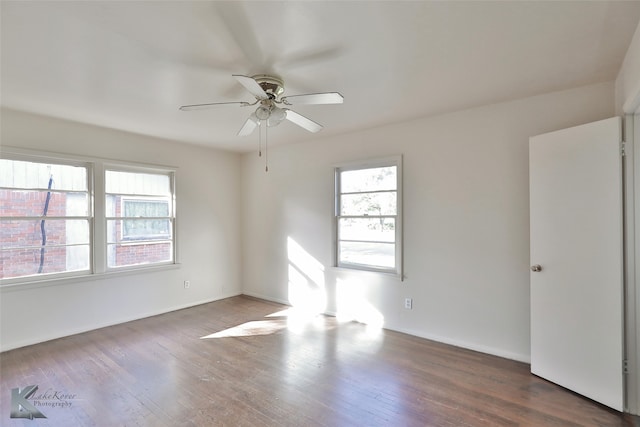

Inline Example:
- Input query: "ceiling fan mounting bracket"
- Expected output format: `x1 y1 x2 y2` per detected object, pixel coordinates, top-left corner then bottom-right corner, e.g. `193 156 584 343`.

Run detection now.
252 74 285 98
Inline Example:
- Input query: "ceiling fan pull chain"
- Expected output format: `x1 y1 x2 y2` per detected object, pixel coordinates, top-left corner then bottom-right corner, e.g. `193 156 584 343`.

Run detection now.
258 120 262 157
265 125 269 172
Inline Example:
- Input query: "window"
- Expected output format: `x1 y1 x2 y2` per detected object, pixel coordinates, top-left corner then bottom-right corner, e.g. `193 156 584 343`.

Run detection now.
106 169 174 269
335 157 402 275
0 158 91 279
1 151 177 283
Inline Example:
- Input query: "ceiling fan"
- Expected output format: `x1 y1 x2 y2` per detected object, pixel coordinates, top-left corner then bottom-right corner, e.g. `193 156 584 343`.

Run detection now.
179 74 344 136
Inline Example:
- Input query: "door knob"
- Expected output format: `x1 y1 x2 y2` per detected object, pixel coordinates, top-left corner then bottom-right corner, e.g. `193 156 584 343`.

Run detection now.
531 264 542 272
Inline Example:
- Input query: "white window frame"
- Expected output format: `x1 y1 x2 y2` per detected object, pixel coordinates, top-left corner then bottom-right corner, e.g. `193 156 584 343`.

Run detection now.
0 152 94 283
0 148 178 286
104 165 176 271
334 155 403 277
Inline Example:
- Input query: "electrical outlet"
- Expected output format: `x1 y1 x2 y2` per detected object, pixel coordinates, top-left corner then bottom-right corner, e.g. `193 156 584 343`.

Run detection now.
184 280 190 289
404 298 412 310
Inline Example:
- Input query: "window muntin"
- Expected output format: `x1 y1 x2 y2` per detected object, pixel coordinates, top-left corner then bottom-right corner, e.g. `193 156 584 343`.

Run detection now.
0 158 91 279
336 160 401 274
105 169 175 269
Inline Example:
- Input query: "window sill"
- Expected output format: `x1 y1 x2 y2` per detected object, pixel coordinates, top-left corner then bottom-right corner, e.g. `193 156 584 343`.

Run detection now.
0 263 181 293
330 266 404 281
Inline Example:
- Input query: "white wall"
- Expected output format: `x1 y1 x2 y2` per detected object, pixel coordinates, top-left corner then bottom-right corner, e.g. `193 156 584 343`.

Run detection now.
616 20 640 114
0 108 243 351
616 19 640 415
241 82 615 362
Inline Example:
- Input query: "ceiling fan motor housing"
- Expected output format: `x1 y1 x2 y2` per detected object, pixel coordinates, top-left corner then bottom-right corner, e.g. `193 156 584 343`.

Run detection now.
253 74 285 98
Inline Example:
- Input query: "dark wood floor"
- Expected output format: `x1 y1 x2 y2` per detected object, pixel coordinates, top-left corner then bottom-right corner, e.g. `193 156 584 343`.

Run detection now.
0 295 637 426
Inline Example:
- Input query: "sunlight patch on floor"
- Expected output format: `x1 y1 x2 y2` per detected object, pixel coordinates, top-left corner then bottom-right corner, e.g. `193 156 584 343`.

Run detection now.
265 308 297 318
201 307 334 339
200 319 287 339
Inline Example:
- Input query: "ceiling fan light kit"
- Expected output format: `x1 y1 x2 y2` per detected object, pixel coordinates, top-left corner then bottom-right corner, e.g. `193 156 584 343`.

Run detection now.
268 106 286 127
179 74 343 170
255 104 271 120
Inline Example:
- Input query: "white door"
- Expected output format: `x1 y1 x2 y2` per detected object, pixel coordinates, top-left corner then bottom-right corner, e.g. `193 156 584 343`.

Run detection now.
529 117 624 411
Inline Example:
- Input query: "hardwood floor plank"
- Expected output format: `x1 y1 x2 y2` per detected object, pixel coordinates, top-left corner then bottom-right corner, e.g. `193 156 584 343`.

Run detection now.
0 295 636 426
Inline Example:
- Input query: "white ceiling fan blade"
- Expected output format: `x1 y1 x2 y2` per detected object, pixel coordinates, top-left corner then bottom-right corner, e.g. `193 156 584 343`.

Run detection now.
284 109 323 133
179 101 249 111
281 92 344 106
233 74 268 100
238 113 259 136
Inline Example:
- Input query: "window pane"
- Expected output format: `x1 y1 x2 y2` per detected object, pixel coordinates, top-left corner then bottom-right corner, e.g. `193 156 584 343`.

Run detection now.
123 218 171 239
1 219 90 248
107 219 172 243
340 192 396 216
107 242 173 268
124 200 170 217
0 245 90 279
339 217 395 243
0 190 89 217
340 166 396 193
106 170 170 196
0 159 87 191
339 241 395 269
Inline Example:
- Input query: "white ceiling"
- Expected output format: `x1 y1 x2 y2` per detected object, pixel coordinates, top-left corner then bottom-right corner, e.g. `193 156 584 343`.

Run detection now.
2 1 640 152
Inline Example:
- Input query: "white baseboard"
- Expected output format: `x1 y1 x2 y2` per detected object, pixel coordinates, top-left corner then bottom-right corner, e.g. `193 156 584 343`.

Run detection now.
390 326 531 364
242 291 291 307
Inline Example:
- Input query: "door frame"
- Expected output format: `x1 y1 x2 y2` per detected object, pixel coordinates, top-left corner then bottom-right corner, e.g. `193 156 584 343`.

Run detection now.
629 112 640 415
